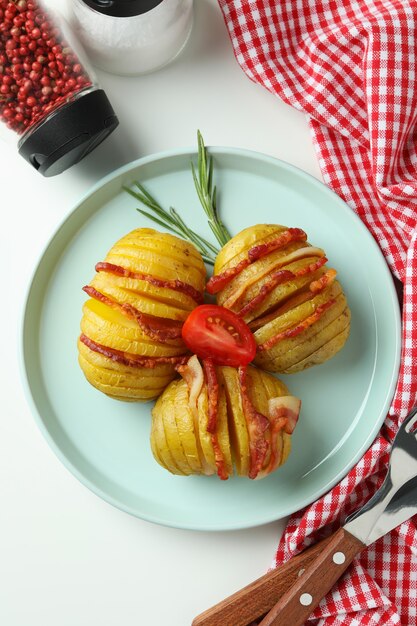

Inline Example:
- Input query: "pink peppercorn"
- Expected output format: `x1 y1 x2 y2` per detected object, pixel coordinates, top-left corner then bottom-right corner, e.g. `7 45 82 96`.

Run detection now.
0 0 92 134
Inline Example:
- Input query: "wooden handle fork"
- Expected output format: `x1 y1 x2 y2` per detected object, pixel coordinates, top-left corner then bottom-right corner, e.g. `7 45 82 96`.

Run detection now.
192 528 364 626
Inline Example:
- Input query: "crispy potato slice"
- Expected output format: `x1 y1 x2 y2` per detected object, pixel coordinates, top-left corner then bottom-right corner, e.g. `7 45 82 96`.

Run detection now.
282 313 351 374
216 385 233 477
196 387 217 475
217 241 309 308
78 354 175 393
255 296 349 372
91 273 193 317
239 259 327 323
246 366 288 407
81 307 185 357
160 383 193 475
282 435 292 464
214 224 287 274
173 380 204 474
219 366 250 477
78 339 175 378
150 429 168 470
151 394 186 475
254 282 342 346
80 375 163 401
107 250 205 293
82 299 184 346
122 228 206 268
79 355 170 401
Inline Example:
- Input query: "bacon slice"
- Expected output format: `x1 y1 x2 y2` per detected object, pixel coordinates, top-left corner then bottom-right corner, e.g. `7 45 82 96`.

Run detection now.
238 366 270 480
83 286 183 341
206 258 250 295
95 262 203 304
80 334 189 368
209 433 229 481
257 299 336 352
264 417 286 476
294 256 328 277
176 354 204 406
268 396 301 435
260 396 301 476
203 359 229 480
310 269 337 293
248 228 307 262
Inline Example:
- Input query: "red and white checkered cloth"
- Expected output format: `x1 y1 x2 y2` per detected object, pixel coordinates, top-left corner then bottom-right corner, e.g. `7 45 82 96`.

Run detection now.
218 1 417 623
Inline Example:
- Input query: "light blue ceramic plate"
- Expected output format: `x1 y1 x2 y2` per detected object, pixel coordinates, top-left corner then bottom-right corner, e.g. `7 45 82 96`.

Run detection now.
21 148 401 531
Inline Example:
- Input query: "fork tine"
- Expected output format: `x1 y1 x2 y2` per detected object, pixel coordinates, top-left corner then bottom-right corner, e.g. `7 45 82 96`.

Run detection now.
401 405 417 433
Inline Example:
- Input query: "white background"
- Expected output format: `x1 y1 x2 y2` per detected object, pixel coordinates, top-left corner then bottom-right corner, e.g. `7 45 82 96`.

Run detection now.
0 1 322 624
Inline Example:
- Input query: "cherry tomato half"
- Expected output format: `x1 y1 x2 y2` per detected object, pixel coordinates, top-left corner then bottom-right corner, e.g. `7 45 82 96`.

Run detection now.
182 304 257 367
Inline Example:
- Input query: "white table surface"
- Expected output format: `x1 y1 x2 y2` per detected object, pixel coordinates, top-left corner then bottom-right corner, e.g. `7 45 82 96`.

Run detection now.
0 1 322 624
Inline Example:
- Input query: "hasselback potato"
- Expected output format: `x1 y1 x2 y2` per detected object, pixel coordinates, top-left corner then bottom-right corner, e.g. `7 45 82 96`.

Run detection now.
209 224 350 374
78 228 206 401
151 355 301 480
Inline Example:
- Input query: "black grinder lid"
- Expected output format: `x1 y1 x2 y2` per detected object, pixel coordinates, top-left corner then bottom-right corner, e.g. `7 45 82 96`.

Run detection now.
18 89 119 177
80 0 164 17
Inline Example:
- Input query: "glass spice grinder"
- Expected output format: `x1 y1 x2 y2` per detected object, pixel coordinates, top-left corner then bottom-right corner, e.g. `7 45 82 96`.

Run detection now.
0 0 119 176
71 0 194 76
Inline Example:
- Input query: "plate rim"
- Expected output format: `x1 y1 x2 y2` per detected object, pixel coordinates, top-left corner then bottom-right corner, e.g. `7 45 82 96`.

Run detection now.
19 145 402 531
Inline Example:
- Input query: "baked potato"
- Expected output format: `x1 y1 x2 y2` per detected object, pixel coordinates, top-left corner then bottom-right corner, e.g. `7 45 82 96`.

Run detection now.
78 228 206 401
209 224 350 373
151 355 300 479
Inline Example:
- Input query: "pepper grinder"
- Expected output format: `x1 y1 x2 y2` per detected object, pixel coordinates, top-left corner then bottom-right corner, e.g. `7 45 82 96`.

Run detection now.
0 0 118 176
71 0 194 76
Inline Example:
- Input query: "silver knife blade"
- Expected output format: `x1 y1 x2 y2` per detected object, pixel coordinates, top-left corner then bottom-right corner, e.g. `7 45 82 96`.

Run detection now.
344 408 417 545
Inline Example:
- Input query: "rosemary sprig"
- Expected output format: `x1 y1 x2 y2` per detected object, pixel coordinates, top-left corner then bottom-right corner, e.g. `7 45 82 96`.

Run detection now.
124 182 218 265
191 130 231 247
124 131 231 264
